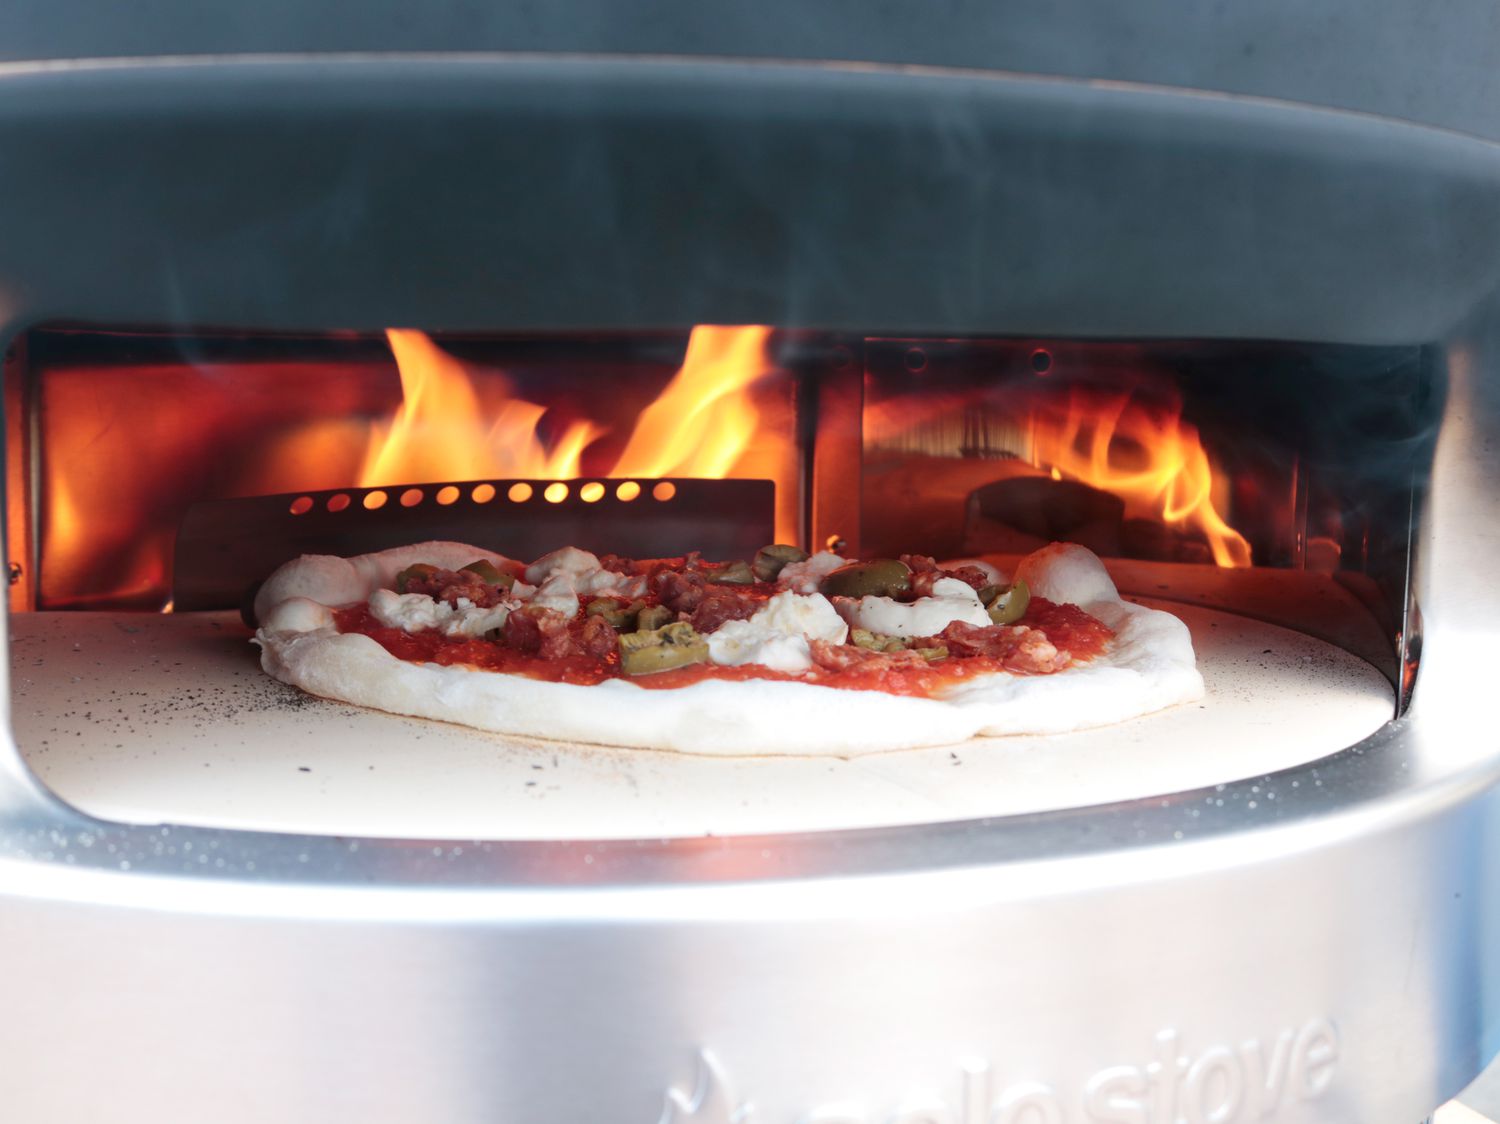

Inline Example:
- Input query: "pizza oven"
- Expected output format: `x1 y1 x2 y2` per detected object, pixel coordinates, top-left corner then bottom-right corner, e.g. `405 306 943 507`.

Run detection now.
3 327 1430 820
0 5 1498 1123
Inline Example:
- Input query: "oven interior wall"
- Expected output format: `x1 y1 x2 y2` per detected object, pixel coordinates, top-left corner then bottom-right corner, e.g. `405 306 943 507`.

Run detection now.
9 327 810 611
5 327 1437 697
849 337 1439 693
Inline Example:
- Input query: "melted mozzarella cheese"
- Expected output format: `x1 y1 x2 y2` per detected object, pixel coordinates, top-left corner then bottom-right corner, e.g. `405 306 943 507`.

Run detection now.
441 603 517 638
524 546 600 586
369 589 516 638
522 546 644 611
707 622 813 672
528 575 585 615
370 589 456 631
580 570 648 598
753 590 847 644
777 551 846 594
527 570 645 614
834 580 991 639
706 591 847 672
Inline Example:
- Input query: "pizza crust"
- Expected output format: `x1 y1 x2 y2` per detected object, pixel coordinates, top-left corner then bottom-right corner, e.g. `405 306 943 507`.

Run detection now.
254 541 1204 756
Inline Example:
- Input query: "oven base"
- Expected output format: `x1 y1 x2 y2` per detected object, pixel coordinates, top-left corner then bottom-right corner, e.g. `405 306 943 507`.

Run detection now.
0 740 1490 1123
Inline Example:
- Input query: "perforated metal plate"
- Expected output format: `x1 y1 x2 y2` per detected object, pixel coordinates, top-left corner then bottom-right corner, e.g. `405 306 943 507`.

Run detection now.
172 477 775 611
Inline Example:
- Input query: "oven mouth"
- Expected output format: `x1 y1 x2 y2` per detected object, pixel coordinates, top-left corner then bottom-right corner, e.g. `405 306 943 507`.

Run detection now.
0 323 1439 841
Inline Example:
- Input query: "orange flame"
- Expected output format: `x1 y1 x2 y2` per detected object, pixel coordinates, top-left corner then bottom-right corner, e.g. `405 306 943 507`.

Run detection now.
610 325 771 478
37 386 178 608
358 325 794 539
1030 386 1252 567
30 326 794 609
358 329 603 483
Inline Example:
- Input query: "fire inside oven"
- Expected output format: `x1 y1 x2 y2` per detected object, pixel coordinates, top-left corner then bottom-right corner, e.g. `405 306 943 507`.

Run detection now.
2 325 1439 839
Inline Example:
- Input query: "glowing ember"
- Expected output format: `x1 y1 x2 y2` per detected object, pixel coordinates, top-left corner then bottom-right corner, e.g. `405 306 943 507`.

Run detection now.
1029 385 1252 568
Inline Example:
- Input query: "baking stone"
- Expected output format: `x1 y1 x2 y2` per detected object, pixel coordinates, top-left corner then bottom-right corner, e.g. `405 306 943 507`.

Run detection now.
9 603 1393 840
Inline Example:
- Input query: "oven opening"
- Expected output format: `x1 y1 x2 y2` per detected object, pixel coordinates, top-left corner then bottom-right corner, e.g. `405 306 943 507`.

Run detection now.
3 326 1439 840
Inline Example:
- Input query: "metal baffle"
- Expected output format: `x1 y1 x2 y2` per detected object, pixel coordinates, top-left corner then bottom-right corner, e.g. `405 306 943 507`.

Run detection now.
172 477 775 611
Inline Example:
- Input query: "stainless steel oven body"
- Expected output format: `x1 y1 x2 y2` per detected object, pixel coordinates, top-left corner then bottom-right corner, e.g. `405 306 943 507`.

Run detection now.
0 5 1497 1121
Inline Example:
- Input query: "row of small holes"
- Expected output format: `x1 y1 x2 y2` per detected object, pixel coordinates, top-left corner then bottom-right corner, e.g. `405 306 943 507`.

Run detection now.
288 480 677 515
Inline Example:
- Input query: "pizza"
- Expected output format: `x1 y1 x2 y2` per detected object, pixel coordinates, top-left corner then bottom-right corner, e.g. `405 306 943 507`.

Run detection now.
252 539 1204 756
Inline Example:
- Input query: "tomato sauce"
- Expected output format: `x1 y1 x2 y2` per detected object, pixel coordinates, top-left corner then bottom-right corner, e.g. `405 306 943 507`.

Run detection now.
334 607 621 685
1021 597 1114 661
632 659 949 696
335 595 1114 698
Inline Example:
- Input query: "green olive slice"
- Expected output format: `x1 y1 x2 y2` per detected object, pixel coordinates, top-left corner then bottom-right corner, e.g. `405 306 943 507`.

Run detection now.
461 559 516 589
585 597 642 630
393 563 439 593
752 544 810 582
986 579 1031 625
821 559 912 600
705 559 755 585
624 639 711 675
620 643 709 675
635 604 675 631
851 628 909 653
618 621 709 675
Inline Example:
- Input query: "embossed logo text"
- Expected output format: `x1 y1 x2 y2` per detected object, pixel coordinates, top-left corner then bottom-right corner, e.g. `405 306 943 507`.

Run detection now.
660 1048 755 1124
659 1018 1339 1124
799 1020 1338 1124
